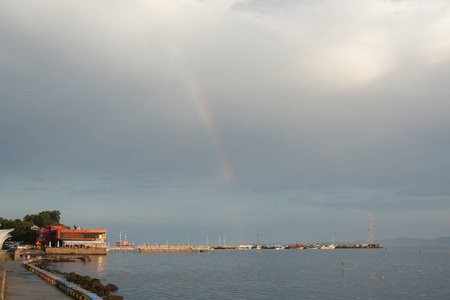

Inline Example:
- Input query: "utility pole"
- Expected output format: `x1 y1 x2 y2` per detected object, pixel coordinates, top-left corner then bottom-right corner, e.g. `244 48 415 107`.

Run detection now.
368 212 374 245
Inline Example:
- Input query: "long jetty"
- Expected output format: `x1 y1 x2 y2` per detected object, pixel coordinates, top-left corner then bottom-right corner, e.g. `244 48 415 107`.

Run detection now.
107 245 218 253
106 243 382 253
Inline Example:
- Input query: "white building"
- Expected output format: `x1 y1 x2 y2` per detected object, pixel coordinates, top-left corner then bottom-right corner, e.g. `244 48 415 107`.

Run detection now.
0 229 14 249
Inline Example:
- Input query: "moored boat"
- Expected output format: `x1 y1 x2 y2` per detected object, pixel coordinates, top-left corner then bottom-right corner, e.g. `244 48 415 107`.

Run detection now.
319 244 336 249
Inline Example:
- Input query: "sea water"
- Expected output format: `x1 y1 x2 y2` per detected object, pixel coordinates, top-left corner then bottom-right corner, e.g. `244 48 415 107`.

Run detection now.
51 245 450 299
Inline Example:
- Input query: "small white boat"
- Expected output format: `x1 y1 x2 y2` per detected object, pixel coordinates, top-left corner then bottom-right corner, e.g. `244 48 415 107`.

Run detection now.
319 244 336 249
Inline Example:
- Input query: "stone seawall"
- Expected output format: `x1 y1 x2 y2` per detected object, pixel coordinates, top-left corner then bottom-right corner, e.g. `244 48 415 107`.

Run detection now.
0 251 5 300
45 248 107 255
22 259 102 300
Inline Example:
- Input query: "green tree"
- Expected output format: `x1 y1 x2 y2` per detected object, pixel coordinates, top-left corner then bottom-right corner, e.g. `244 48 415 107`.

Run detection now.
1 218 20 227
11 222 34 242
23 210 61 228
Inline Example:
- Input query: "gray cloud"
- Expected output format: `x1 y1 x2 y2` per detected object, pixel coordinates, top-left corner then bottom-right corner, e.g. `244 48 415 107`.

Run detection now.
1 0 450 243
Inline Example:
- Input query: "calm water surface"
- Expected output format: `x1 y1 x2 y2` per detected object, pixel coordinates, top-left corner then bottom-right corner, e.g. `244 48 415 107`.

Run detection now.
52 245 450 299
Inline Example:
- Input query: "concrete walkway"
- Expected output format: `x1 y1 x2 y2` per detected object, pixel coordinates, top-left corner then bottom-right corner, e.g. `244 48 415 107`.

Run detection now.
1 258 6 300
5 261 72 300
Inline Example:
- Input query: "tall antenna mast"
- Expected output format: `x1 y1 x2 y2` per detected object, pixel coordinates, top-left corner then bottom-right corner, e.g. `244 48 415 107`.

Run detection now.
368 212 374 245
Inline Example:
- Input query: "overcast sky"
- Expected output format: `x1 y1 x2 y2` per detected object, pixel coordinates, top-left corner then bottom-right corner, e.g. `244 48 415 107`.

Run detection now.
1 0 450 245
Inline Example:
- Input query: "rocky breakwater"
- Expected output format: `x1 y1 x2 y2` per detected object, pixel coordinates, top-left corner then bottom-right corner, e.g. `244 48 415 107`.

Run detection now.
65 272 121 299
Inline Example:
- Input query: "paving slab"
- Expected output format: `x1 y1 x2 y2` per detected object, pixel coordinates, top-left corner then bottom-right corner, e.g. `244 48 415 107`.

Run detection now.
5 261 72 300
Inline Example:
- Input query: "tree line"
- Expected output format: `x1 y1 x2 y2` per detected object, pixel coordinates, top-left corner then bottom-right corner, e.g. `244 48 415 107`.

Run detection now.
0 210 63 242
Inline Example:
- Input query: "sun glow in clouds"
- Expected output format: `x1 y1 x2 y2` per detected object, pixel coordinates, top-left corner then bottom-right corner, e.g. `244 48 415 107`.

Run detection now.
184 74 235 182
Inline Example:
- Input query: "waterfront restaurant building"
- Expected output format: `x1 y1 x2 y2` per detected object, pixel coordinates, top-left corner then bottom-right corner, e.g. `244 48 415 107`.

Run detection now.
38 225 107 247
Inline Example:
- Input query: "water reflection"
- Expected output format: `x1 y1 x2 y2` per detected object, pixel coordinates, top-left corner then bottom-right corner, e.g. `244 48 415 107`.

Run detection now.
95 255 107 277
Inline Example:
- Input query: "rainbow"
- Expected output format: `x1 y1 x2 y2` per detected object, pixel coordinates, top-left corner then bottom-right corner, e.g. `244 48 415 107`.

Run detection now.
184 74 234 182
